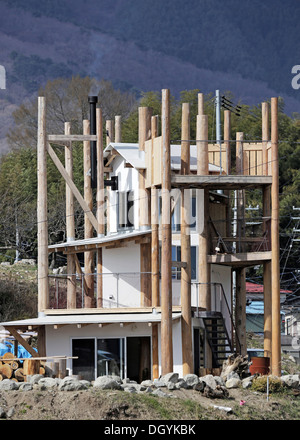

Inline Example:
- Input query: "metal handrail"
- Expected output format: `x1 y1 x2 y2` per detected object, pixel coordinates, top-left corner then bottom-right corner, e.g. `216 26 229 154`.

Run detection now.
192 281 241 353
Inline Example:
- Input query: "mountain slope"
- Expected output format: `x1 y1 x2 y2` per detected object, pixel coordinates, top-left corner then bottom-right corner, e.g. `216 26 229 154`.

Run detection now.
0 0 299 154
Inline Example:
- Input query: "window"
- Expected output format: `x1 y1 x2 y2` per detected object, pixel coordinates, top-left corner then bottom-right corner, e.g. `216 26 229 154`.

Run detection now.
158 192 196 232
118 191 134 229
172 245 197 280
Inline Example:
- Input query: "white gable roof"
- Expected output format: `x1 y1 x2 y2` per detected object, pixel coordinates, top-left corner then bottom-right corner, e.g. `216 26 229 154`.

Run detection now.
104 142 222 173
104 143 145 169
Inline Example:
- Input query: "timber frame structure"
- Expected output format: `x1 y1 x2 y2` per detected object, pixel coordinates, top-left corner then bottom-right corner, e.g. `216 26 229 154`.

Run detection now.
1 89 281 378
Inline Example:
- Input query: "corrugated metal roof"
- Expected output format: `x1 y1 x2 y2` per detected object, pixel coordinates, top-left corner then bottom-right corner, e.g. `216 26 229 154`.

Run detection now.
48 229 151 251
0 312 181 328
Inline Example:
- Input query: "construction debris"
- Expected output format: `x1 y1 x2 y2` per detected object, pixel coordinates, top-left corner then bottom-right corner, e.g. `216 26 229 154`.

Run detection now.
221 353 250 381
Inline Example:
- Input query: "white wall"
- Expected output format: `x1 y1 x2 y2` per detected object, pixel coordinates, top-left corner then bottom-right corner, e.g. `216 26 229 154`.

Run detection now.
109 156 140 233
45 322 152 378
45 319 187 378
211 264 232 334
102 244 141 308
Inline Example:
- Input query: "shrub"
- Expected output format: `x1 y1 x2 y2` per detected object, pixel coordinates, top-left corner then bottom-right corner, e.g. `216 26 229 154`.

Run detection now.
251 376 284 394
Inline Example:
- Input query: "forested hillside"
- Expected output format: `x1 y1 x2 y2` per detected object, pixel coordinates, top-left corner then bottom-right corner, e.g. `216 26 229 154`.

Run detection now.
3 0 300 97
1 0 300 154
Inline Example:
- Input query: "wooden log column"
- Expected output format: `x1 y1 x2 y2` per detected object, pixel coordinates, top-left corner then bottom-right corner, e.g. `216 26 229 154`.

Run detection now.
271 97 281 376
262 101 272 359
83 119 95 308
139 107 152 307
224 110 232 237
97 108 104 307
197 113 210 311
37 96 49 314
105 120 114 234
180 103 193 375
235 132 247 355
115 115 122 143
65 122 76 309
151 115 160 379
160 89 173 375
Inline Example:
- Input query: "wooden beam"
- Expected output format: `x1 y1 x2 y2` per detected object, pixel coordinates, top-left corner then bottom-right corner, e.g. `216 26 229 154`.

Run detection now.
65 122 76 309
37 96 49 313
262 102 269 176
235 268 247 355
83 119 95 308
172 261 187 268
271 97 281 376
48 134 97 142
197 114 209 175
5 327 39 358
151 115 160 381
161 89 173 375
74 254 89 298
197 113 211 312
171 174 272 189
106 120 114 146
115 115 122 143
105 153 117 167
224 110 231 175
262 102 272 359
180 102 193 375
139 107 152 308
47 142 98 231
208 251 272 266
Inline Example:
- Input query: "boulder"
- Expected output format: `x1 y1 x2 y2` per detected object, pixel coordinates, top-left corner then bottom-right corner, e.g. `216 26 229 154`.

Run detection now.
140 379 153 387
58 376 88 391
175 379 188 389
280 374 300 389
214 376 226 387
93 376 122 390
201 374 217 390
38 377 59 389
19 382 33 391
161 372 179 385
152 388 171 398
153 379 167 388
0 379 19 391
242 376 254 389
28 374 44 385
225 377 241 389
183 374 199 388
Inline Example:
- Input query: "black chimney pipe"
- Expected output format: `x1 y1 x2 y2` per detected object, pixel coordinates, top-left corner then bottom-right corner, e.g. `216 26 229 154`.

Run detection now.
88 95 98 188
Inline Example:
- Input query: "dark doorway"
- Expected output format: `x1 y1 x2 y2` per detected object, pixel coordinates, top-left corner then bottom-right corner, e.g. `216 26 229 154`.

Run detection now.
127 337 151 382
72 338 95 381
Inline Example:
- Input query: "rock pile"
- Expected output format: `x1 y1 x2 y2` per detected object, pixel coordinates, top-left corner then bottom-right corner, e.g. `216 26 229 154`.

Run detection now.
0 371 300 396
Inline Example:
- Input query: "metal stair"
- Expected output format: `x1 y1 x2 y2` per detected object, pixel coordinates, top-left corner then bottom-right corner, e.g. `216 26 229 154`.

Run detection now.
199 311 233 368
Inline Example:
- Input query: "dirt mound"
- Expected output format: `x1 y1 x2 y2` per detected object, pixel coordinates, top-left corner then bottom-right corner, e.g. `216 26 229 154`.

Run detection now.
0 384 299 421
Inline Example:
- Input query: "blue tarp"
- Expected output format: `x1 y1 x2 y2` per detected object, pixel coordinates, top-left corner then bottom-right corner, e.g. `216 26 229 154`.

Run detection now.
0 341 36 358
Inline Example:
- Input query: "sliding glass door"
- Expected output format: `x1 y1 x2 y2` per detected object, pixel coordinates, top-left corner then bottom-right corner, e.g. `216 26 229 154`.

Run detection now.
97 338 124 378
72 336 150 381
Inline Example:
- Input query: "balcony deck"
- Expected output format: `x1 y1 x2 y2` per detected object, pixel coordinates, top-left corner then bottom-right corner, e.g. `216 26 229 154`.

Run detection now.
208 250 272 267
171 174 272 190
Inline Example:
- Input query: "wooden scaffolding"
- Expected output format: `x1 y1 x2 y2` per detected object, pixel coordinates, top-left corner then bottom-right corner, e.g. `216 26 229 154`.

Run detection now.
35 90 281 377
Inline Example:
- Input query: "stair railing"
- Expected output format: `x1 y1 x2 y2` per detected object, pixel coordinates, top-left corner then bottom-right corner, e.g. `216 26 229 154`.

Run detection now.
193 282 241 354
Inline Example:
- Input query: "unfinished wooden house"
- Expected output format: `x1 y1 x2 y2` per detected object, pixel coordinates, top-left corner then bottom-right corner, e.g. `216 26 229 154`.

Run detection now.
0 90 282 381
